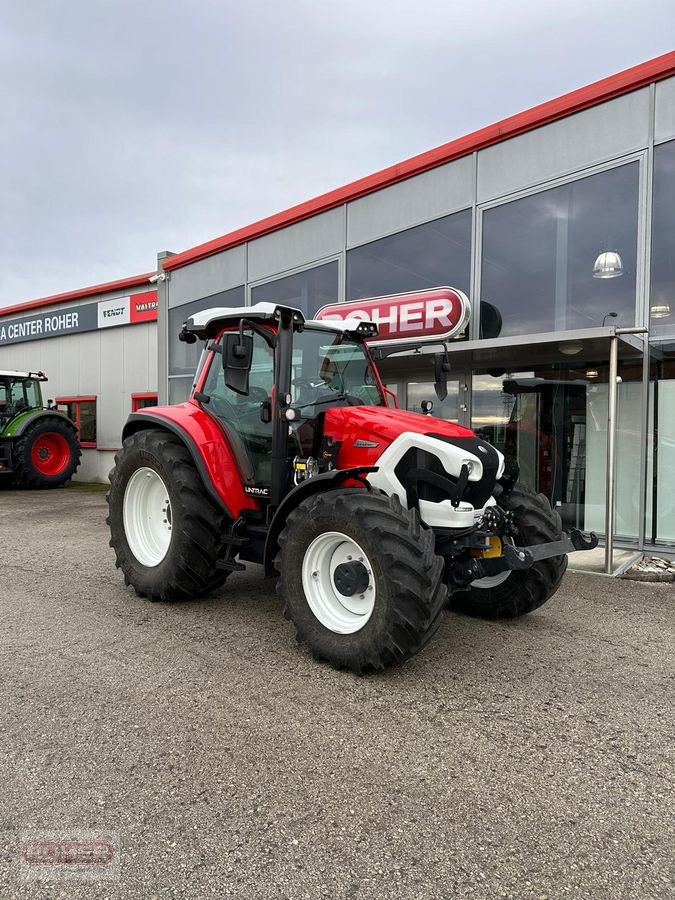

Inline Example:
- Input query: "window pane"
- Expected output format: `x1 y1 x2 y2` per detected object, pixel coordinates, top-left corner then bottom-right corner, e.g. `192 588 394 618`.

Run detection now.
347 210 472 301
650 141 675 338
203 330 274 482
406 381 461 423
481 163 639 337
168 377 193 405
135 396 158 410
78 401 97 443
168 286 245 376
290 328 385 409
646 341 675 545
251 261 338 318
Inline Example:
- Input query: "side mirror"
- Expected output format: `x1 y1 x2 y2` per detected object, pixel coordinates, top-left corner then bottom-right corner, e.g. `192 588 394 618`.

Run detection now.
223 332 253 395
434 351 450 402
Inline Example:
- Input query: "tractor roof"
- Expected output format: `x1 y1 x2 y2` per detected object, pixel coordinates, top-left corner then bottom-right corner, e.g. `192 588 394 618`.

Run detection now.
0 370 47 380
183 302 378 341
185 302 304 333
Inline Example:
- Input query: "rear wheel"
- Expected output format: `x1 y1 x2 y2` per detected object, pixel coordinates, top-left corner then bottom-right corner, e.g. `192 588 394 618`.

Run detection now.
448 483 567 619
107 429 231 601
12 417 80 488
276 489 447 673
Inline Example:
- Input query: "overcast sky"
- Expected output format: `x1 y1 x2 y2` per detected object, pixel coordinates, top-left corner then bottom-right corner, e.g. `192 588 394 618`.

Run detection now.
1 0 673 308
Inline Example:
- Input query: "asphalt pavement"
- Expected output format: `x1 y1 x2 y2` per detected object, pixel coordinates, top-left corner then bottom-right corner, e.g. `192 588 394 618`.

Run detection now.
0 488 673 899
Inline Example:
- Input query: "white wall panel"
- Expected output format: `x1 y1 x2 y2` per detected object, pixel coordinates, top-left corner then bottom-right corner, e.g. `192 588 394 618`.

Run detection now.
477 89 650 202
247 208 344 282
347 156 474 248
167 245 246 308
655 76 675 145
78 334 103 396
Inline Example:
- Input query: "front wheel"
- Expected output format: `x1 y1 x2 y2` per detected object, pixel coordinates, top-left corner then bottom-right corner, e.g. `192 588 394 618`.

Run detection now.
107 429 232 601
448 483 567 619
276 490 447 673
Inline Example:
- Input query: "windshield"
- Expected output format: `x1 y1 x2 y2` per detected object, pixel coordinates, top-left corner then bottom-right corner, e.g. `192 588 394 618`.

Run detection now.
291 328 385 409
0 377 40 419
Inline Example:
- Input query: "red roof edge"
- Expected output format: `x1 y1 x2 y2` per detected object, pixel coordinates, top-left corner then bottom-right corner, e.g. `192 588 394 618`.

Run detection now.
164 50 675 273
1 272 155 317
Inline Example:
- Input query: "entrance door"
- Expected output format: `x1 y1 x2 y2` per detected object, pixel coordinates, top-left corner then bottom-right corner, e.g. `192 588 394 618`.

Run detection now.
405 375 470 426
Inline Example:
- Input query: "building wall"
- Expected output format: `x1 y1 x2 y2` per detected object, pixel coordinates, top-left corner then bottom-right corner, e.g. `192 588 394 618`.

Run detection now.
162 70 675 551
0 290 157 482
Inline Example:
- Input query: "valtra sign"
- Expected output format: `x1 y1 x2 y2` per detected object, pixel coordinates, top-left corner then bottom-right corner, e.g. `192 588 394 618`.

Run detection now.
315 287 470 345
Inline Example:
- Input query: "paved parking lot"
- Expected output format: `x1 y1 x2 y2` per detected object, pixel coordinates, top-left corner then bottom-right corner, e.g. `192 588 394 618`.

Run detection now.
0 488 673 899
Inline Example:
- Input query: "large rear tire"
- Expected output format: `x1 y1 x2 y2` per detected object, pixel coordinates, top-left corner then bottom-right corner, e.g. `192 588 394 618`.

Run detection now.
448 483 567 619
276 489 447 673
12 417 80 489
107 429 231 602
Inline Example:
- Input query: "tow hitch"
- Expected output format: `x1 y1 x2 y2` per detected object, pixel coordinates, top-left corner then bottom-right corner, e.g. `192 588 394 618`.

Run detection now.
447 529 598 589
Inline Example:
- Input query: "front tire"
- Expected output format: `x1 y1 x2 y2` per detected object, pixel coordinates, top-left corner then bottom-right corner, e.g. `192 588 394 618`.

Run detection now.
107 429 231 601
12 417 81 488
276 490 447 673
448 483 567 619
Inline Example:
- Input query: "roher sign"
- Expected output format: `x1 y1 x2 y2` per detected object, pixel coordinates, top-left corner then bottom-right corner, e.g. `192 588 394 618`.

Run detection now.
315 287 470 345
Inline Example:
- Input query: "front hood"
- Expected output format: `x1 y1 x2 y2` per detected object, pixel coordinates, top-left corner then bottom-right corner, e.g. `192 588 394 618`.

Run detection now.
324 406 475 443
324 406 476 471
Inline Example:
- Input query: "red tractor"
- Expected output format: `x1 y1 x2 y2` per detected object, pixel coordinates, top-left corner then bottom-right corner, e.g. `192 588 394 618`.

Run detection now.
107 301 596 672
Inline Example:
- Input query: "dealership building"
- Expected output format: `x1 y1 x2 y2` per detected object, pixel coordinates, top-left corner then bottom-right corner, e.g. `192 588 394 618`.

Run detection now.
2 52 675 567
0 277 159 482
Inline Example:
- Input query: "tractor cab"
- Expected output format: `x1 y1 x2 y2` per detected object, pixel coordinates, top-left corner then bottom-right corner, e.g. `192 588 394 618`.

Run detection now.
0 370 46 424
179 302 386 503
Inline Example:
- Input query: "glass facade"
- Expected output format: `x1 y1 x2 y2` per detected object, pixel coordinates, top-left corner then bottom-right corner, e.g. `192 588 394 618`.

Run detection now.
168 285 245 377
481 163 640 337
650 141 675 338
347 210 472 300
251 260 338 319
162 74 675 558
646 342 675 545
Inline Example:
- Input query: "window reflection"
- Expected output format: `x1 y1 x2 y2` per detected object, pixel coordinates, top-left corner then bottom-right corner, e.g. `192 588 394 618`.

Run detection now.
169 286 245 376
251 261 338 319
347 210 472 301
481 163 639 336
646 342 675 545
650 141 675 338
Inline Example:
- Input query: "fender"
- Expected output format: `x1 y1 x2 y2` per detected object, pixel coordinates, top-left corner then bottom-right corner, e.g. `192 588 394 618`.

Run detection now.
2 409 77 439
123 403 260 519
263 466 377 575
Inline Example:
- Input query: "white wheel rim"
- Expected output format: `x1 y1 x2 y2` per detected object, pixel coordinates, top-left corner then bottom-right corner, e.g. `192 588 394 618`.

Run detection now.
123 467 173 567
301 532 376 634
471 570 511 589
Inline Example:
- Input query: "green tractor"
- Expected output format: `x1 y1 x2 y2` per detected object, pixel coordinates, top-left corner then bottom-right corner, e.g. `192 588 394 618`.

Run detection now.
0 370 81 488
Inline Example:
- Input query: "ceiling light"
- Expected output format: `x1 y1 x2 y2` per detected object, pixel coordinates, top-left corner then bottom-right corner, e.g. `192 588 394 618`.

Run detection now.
585 369 599 379
593 250 624 279
559 342 583 356
650 304 671 319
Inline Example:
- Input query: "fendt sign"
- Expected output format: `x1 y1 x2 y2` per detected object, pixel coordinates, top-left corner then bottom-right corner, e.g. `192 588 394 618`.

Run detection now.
315 287 470 345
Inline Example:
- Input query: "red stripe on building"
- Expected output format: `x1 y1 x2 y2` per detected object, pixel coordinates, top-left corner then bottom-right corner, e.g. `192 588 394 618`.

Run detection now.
163 51 675 273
